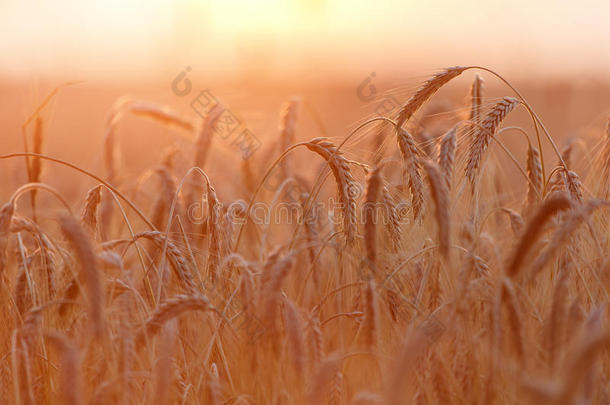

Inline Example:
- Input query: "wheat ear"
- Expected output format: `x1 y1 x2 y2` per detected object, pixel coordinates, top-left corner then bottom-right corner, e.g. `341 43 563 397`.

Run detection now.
364 166 383 268
206 183 223 281
193 103 224 170
59 214 105 338
305 138 357 243
501 278 525 362
525 143 543 207
501 208 525 235
468 74 484 125
206 363 222 405
396 66 466 129
44 331 82 405
139 294 214 342
0 201 16 275
563 169 583 203
438 127 456 191
420 159 451 259
505 193 572 278
381 186 402 251
466 97 519 185
547 267 568 372
397 128 425 221
129 101 194 131
283 296 305 375
81 185 102 239
103 231 195 291
307 314 324 369
528 199 608 280
279 97 301 179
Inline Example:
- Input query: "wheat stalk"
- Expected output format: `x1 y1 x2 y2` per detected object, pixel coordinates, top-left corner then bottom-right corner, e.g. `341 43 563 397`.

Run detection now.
193 103 224 171
28 117 44 220
525 144 543 207
279 97 301 179
505 193 572 278
501 278 525 362
547 267 567 372
283 296 305 375
438 127 456 191
563 169 583 203
528 199 608 280
397 128 425 221
206 183 224 281
43 331 82 405
261 254 293 327
139 294 214 342
81 185 102 239
364 166 383 269
469 74 484 125
420 159 451 259
308 356 340 404
466 97 520 185
129 102 194 131
305 138 357 243
362 280 378 349
381 186 402 252
0 201 15 275
501 208 525 235
103 231 196 291
396 66 466 129
59 214 105 338
206 363 222 405
307 314 324 370
153 322 176 405
151 166 178 231
329 370 343 405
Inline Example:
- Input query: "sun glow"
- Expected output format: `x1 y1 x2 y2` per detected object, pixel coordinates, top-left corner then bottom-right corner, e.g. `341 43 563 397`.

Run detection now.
0 0 608 79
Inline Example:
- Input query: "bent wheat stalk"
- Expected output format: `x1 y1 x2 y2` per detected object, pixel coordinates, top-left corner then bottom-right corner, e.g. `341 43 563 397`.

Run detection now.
505 193 572 278
395 66 467 129
138 294 216 343
304 138 358 244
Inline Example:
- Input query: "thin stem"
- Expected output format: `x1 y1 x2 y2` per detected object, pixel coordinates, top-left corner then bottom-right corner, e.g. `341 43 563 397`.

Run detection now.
234 141 311 251
0 153 156 231
9 183 74 215
466 66 568 186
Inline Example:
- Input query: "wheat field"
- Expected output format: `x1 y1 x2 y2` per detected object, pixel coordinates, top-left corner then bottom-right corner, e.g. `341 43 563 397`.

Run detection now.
1 66 609 405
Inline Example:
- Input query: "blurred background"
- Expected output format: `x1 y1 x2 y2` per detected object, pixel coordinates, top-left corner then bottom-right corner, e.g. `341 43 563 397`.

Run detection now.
0 0 608 200
1 0 609 80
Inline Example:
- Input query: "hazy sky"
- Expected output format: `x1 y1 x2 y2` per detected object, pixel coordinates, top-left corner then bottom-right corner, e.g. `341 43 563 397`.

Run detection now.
1 0 608 80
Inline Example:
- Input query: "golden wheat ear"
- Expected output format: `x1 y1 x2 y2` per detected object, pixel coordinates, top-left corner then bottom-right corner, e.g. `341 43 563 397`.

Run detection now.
420 158 451 259
58 214 105 338
396 66 466 128
466 97 520 186
304 138 358 244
